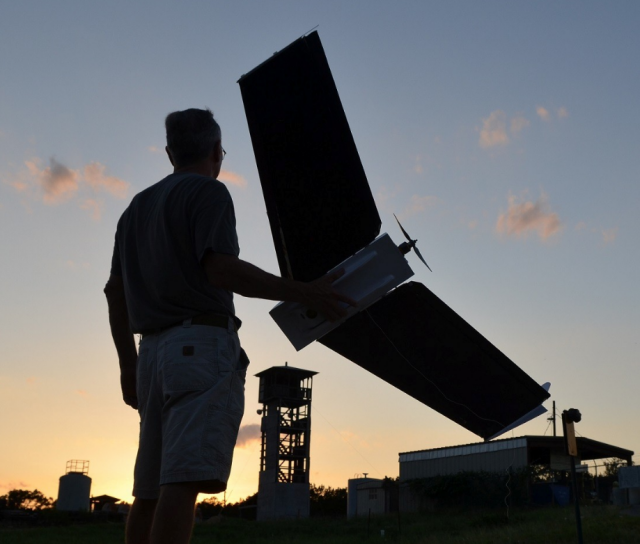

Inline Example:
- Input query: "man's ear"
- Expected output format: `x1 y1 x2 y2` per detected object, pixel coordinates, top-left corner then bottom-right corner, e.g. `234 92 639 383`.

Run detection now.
212 140 223 164
165 146 175 167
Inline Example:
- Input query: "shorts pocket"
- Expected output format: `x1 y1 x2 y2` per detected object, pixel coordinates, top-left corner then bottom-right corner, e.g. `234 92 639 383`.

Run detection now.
161 334 219 393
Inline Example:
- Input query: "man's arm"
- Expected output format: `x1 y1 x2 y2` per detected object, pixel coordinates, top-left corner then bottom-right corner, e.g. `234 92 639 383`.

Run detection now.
203 252 354 322
104 274 138 409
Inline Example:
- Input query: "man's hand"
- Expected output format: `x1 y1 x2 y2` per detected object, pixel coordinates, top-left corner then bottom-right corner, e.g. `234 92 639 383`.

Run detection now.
120 366 138 410
105 274 139 410
298 269 356 322
204 253 356 322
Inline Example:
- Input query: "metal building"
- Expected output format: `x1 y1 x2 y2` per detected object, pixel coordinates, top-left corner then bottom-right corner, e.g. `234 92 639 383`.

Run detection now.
256 364 316 520
57 460 92 511
399 436 633 512
618 466 640 505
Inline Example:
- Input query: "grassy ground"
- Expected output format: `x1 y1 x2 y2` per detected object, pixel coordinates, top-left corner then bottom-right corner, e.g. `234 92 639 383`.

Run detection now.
2 506 640 544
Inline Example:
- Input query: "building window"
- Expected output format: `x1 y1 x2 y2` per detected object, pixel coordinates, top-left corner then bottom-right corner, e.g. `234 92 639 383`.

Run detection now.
369 489 377 500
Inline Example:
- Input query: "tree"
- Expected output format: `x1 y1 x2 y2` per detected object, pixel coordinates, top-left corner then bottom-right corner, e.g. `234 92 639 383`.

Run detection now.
197 492 258 520
603 458 627 479
310 484 347 517
197 496 223 520
0 489 53 511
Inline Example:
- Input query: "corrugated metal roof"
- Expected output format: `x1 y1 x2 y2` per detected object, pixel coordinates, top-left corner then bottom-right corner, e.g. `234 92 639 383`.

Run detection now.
399 437 528 463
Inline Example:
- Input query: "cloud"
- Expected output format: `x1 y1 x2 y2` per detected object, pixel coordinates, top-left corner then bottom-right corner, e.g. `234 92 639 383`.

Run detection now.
80 198 104 221
496 192 562 240
235 423 261 448
4 156 129 219
218 169 247 188
557 107 569 119
8 178 30 193
75 389 89 398
510 115 530 135
25 157 80 204
0 481 30 491
147 145 163 154
374 186 399 212
536 106 551 121
602 227 618 244
83 162 128 199
64 260 91 270
479 110 509 148
575 222 618 245
26 377 37 385
402 195 437 218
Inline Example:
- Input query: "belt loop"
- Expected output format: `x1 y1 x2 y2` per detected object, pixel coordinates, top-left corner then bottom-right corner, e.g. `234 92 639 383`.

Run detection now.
232 315 242 332
182 317 192 328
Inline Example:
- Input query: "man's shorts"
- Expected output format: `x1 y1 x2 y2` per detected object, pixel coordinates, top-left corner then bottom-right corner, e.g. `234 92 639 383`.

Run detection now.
132 319 249 499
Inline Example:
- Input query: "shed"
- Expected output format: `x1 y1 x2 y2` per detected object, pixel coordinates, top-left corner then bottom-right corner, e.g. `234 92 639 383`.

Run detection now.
347 477 399 518
90 494 121 512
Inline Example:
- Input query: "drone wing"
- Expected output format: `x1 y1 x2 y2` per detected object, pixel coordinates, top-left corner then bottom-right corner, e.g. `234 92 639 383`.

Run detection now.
318 282 549 440
238 31 381 282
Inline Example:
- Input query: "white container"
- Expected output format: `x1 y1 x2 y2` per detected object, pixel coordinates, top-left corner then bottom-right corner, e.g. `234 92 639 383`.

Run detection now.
57 472 92 511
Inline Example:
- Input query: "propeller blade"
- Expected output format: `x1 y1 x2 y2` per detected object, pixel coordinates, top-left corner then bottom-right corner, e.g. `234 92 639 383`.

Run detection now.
393 214 412 242
413 245 432 272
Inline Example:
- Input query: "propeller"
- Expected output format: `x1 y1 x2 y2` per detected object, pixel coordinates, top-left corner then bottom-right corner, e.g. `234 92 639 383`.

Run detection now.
394 214 432 272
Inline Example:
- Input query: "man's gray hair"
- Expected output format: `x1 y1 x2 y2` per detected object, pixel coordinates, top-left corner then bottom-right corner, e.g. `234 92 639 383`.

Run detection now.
165 108 221 168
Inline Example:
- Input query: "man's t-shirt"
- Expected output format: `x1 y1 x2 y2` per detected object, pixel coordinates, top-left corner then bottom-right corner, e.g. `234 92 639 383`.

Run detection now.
110 172 239 334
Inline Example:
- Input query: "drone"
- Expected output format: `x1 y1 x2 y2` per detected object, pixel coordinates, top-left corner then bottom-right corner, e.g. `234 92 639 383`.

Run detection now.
238 32 549 441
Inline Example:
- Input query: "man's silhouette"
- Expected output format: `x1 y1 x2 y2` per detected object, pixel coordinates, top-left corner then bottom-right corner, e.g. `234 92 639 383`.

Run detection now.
105 108 352 544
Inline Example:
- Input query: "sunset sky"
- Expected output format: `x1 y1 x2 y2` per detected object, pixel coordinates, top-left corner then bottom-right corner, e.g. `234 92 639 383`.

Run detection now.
1 1 639 505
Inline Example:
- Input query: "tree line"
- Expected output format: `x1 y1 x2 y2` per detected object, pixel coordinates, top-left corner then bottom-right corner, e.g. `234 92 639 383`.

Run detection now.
0 489 53 511
0 483 350 518
197 483 348 520
0 461 627 515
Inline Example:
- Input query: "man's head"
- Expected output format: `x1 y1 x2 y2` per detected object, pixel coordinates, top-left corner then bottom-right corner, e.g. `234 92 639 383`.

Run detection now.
165 108 222 175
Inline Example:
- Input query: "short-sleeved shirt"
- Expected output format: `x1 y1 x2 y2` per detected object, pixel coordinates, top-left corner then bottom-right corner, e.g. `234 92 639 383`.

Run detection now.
110 172 239 334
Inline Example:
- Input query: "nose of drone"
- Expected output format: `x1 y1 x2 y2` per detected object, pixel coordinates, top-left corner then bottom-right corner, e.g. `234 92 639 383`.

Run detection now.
394 214 432 272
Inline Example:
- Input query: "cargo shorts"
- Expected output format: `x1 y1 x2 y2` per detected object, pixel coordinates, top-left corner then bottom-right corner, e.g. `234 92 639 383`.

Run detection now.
132 319 249 499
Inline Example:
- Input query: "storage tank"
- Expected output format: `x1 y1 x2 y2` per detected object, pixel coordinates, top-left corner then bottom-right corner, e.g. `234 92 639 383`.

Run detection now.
57 460 92 511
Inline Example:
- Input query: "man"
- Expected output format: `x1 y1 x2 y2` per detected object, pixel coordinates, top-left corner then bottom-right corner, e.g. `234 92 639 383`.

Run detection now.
104 108 352 544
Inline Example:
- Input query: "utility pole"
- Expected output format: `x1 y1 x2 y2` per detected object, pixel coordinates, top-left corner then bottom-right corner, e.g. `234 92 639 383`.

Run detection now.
547 400 557 436
563 408 583 544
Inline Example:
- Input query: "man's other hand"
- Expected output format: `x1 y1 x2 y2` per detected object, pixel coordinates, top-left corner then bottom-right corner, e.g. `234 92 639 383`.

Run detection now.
300 269 357 322
120 366 138 410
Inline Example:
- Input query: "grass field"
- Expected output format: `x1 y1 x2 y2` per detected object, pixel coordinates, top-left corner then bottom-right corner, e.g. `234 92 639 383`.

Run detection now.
2 506 640 544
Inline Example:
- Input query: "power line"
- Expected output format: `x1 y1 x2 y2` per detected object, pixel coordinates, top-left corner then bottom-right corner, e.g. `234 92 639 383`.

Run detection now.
313 404 381 476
